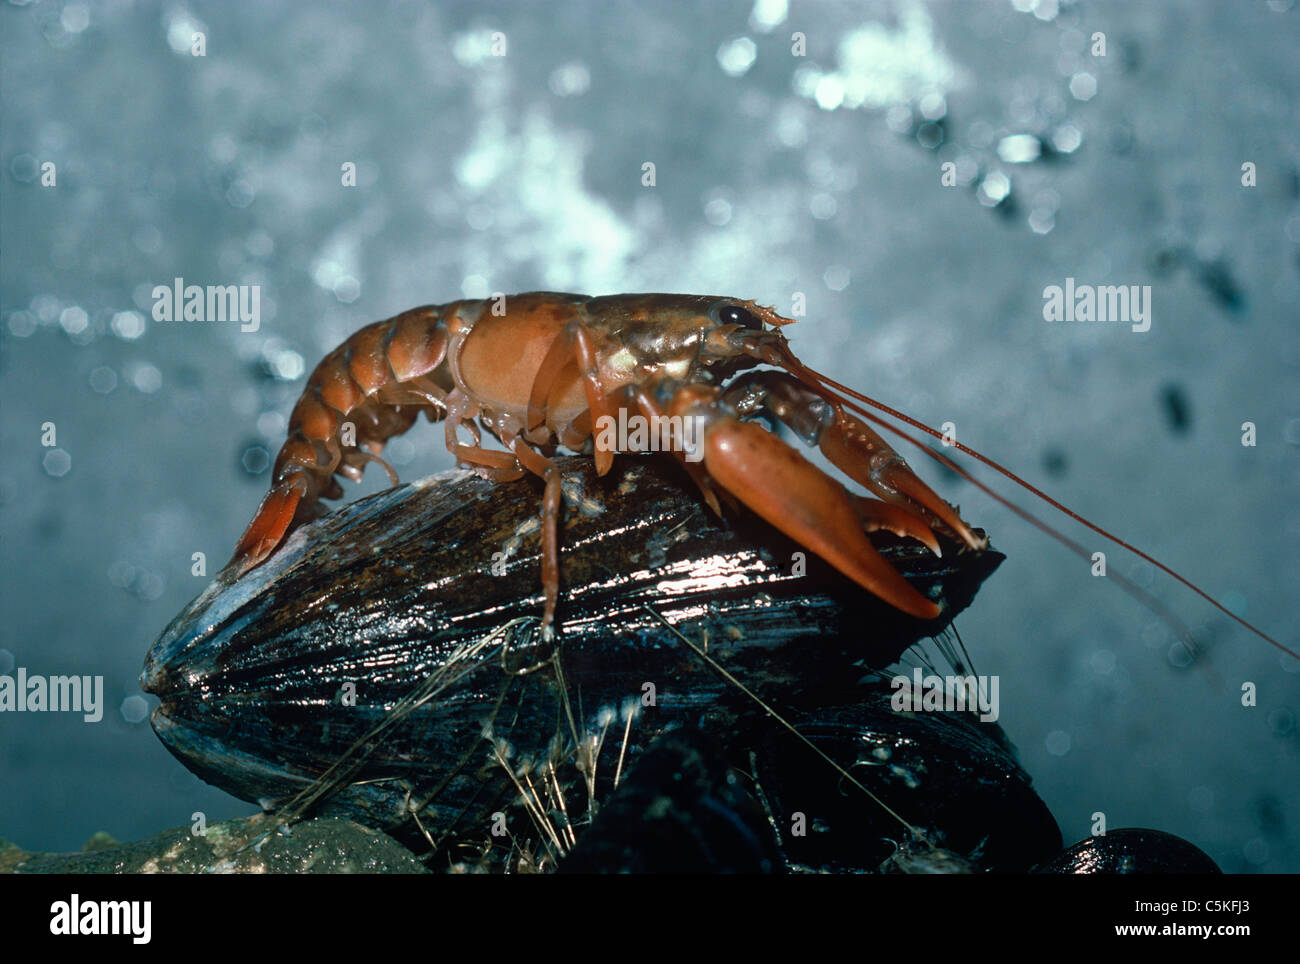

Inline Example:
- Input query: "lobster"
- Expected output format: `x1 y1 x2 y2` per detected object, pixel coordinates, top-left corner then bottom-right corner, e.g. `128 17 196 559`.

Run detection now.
228 293 985 635
228 292 1290 660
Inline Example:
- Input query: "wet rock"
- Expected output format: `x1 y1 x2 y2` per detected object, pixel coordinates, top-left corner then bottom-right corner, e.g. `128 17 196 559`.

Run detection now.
1 816 426 874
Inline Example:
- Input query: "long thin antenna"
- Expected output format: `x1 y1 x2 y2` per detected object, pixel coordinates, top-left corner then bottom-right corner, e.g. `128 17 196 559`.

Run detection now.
784 356 1295 664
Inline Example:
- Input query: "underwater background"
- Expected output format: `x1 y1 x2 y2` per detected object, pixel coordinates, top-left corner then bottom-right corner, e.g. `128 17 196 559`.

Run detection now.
2 0 1297 871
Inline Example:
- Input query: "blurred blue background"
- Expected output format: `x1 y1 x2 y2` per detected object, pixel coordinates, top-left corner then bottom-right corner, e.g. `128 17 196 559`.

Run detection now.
2 0 1297 871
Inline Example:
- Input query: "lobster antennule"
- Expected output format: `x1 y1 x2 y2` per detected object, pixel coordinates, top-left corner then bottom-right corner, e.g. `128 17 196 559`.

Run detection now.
700 416 942 621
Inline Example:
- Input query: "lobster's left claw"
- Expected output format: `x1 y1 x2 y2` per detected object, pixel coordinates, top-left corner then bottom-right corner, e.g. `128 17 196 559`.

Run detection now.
820 412 987 552
701 418 942 621
852 496 942 557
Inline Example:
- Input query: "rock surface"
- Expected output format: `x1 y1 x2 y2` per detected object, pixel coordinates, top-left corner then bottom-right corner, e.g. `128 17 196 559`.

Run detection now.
2 816 427 874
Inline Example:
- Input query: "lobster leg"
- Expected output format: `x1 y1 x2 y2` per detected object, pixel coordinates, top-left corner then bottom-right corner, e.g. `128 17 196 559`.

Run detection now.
630 385 724 517
338 447 401 486
457 447 527 482
503 432 563 639
527 322 617 475
698 415 942 620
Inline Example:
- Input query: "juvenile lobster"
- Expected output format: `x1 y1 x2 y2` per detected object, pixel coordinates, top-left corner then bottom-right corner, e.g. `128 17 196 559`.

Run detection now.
228 293 986 635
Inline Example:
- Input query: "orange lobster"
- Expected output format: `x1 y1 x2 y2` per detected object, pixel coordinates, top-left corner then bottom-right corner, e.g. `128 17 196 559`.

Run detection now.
229 292 1292 662
229 293 985 635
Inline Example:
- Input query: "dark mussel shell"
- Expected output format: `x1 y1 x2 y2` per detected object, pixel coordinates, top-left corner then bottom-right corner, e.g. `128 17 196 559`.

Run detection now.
144 455 1046 871
1034 829 1221 874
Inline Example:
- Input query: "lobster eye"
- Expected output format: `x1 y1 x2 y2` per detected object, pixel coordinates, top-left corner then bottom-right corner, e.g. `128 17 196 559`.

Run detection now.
718 304 761 329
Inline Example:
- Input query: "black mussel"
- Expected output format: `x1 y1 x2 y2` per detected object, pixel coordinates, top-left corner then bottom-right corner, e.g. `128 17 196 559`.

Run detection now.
751 689 1062 873
558 729 783 874
1034 829 1221 874
143 455 1015 871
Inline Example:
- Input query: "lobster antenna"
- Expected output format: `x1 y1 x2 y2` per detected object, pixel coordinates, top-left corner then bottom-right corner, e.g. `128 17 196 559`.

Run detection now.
799 364 1296 664
778 359 1216 676
753 347 1211 659
832 386 1219 682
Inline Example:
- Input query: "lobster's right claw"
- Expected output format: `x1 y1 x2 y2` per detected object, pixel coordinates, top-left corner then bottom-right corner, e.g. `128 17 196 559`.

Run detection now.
701 418 942 621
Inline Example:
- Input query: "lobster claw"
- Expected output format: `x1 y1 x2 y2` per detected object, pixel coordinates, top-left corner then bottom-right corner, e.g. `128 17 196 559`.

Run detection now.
701 418 942 621
819 412 987 551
